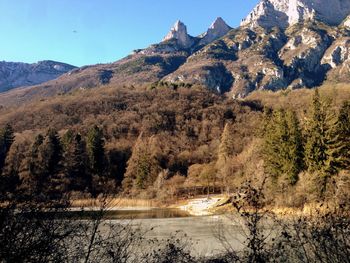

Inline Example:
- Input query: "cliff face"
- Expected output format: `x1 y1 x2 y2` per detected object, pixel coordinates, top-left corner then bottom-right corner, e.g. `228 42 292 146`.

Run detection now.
162 20 195 48
241 0 350 29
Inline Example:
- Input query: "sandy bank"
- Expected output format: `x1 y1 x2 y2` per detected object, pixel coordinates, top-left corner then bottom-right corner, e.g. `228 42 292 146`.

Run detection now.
177 196 230 216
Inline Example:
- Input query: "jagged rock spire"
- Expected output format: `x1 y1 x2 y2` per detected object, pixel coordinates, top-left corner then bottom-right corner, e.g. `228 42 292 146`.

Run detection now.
162 20 194 48
241 0 350 29
199 17 232 45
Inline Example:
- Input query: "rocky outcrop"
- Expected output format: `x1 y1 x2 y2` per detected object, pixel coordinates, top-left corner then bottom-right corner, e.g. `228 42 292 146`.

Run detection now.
322 37 350 82
343 15 350 28
199 17 232 46
241 0 350 29
322 38 350 68
162 20 194 48
0 60 76 92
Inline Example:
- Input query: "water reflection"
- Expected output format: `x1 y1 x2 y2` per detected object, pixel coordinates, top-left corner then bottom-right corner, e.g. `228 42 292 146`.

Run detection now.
47 208 190 220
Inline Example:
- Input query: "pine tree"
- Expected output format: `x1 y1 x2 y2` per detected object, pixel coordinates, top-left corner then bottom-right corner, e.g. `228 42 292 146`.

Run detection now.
64 133 90 192
263 109 304 185
217 123 234 163
123 134 159 191
86 125 105 175
25 134 45 194
40 129 63 198
0 124 14 175
263 109 288 180
216 123 234 190
284 110 304 184
328 101 350 171
42 129 62 176
61 129 74 152
304 89 335 175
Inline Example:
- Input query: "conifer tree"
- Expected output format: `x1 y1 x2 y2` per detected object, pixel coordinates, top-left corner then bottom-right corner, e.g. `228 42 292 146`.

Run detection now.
0 124 14 175
216 123 234 190
25 134 45 194
304 89 335 175
40 129 63 198
61 129 74 152
263 109 303 184
263 109 288 179
123 134 159 190
64 133 90 192
42 129 62 176
328 101 350 171
284 110 304 184
217 123 234 163
86 125 105 175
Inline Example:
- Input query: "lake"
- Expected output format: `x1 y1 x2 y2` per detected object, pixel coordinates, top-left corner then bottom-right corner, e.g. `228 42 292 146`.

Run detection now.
109 209 247 257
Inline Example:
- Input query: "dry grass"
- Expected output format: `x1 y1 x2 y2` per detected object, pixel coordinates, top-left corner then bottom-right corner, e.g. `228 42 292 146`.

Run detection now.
247 82 350 109
70 197 160 209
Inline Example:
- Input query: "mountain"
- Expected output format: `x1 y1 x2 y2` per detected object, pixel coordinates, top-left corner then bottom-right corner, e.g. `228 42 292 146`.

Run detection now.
0 18 231 106
162 20 195 48
199 17 232 46
0 60 76 92
241 0 350 29
1 0 350 105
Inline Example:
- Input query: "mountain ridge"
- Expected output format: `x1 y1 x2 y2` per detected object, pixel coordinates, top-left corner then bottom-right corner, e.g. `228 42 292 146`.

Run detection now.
1 1 350 106
0 60 76 93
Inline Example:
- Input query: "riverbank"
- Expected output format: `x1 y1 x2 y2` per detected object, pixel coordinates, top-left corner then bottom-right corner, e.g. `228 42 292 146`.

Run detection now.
69 196 334 218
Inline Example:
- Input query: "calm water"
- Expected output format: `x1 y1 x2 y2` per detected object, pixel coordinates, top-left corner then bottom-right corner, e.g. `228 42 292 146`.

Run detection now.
113 211 247 257
47 208 190 220
58 208 247 257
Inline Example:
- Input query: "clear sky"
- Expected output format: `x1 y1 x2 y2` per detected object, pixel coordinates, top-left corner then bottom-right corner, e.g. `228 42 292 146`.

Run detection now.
0 0 259 67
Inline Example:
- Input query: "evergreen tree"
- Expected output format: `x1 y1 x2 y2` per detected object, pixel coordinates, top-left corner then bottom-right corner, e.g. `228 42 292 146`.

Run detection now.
40 129 63 198
328 101 350 171
217 123 234 163
216 123 234 190
304 89 335 175
263 109 304 185
42 129 62 176
25 134 45 194
86 125 105 175
61 129 74 152
64 133 90 192
123 134 159 190
0 124 14 175
263 109 288 180
284 110 304 184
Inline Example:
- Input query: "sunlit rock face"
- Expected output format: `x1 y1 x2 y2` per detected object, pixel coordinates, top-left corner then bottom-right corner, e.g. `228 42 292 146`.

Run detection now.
162 20 194 48
199 17 232 46
241 0 350 29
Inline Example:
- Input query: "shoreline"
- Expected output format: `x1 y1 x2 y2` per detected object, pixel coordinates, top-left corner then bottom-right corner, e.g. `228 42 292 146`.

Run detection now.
69 196 335 218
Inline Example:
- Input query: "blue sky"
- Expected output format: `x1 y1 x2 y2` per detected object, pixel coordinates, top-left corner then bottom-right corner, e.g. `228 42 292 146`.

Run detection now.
0 0 259 66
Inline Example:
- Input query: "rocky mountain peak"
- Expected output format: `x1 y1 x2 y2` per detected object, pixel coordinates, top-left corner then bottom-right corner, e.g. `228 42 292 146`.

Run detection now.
241 0 350 29
199 17 232 45
343 14 350 27
163 20 194 48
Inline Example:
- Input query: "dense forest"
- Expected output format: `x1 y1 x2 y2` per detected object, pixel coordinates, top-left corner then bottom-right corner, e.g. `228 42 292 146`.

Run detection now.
0 83 350 207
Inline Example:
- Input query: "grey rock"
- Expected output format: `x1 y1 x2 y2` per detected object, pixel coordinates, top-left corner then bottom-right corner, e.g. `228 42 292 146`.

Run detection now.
199 17 232 46
241 0 350 29
162 20 194 48
0 60 76 92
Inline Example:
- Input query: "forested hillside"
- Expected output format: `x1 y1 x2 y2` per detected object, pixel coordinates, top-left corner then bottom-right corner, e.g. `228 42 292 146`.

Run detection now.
0 83 350 207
